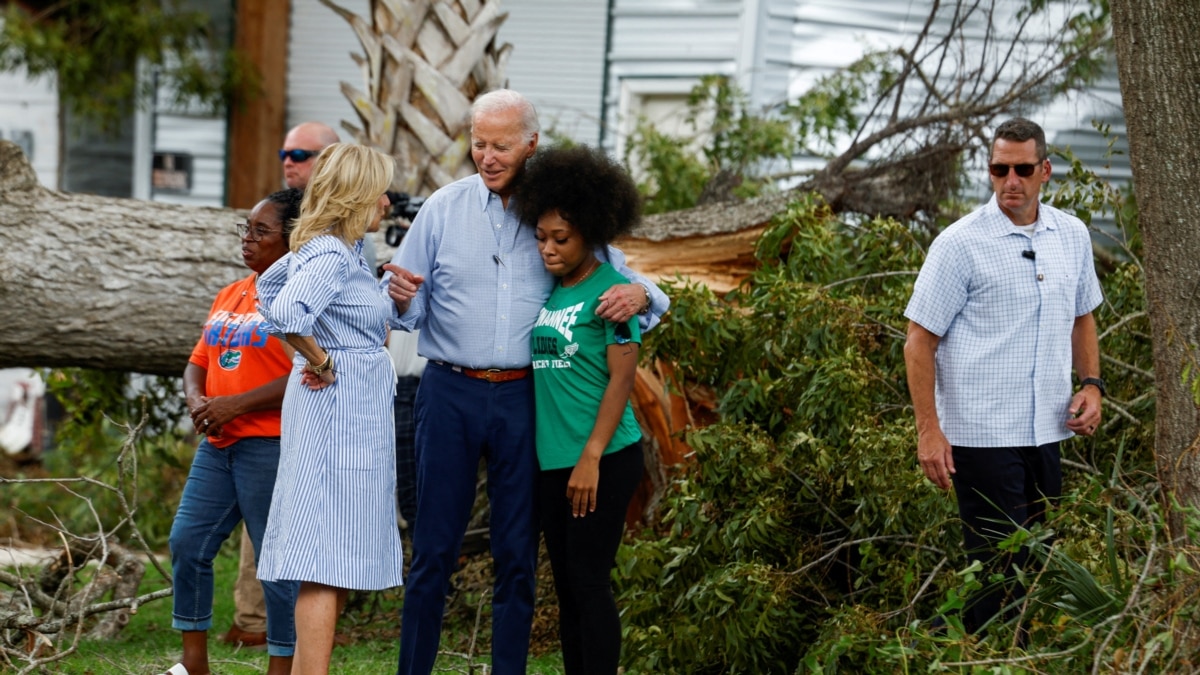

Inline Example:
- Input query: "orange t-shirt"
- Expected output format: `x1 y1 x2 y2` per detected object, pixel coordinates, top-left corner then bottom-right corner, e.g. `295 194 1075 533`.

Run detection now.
189 274 292 448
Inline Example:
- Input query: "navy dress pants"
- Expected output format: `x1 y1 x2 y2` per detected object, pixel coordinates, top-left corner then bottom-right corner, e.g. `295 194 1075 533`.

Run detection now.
951 442 1061 634
397 362 539 675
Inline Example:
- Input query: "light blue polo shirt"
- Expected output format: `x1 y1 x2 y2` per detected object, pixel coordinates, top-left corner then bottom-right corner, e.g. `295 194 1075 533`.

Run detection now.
905 195 1103 447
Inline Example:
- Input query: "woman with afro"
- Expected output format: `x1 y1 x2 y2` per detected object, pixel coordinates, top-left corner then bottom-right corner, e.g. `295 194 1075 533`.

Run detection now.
515 145 649 675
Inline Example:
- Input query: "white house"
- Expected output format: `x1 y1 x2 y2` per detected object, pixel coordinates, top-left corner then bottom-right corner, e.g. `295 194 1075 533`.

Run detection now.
1 0 1128 204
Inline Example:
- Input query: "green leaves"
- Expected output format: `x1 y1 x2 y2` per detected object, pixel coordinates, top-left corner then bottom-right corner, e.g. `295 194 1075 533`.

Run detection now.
624 121 711 215
624 76 794 215
616 198 956 671
618 164 1157 670
0 1 259 130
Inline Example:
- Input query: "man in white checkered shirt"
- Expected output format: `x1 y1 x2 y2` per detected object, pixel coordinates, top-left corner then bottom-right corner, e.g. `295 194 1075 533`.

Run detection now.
903 117 1104 634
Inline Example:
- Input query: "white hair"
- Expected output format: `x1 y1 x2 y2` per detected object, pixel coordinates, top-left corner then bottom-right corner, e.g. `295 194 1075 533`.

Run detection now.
471 89 539 142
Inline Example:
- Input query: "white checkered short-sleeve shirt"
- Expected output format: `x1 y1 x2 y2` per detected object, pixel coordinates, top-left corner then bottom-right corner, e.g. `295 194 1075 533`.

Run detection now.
904 196 1103 447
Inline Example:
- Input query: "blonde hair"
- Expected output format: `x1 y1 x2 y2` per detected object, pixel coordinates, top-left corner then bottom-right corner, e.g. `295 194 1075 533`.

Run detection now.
289 143 395 252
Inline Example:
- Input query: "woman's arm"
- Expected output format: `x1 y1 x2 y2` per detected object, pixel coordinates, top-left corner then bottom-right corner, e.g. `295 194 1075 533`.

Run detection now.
566 339 640 517
286 333 336 388
184 345 293 436
198 376 291 437
183 362 209 435
266 243 345 391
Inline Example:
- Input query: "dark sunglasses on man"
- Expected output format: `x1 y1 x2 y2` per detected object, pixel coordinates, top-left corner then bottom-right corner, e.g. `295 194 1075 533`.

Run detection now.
988 162 1041 178
279 149 320 163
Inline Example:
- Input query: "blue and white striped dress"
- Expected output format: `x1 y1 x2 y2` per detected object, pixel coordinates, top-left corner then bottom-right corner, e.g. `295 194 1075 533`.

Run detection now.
255 235 403 590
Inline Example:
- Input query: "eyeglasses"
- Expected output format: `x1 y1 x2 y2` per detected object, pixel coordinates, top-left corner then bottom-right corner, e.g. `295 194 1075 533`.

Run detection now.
236 222 279 241
988 162 1040 178
279 149 319 163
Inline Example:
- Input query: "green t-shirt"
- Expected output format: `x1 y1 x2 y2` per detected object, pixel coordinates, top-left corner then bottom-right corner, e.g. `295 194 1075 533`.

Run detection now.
531 263 643 470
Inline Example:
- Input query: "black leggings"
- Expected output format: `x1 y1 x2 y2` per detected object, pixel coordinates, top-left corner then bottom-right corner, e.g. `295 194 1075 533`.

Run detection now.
539 442 643 675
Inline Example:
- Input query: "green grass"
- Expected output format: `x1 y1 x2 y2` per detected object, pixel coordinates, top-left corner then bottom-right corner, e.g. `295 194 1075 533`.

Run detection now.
12 546 565 674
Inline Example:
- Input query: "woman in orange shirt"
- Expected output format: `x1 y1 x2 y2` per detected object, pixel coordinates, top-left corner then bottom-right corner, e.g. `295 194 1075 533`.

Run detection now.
160 188 302 675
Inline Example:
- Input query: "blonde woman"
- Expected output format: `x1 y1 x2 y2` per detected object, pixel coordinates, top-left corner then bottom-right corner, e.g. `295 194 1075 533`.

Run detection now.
255 143 403 674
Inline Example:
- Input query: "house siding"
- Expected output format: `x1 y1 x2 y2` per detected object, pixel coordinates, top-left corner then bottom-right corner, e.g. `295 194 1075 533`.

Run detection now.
288 0 610 151
148 111 229 207
496 0 609 145
0 65 58 190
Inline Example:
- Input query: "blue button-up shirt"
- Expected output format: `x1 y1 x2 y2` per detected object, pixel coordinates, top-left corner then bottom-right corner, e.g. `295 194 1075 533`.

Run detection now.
385 174 668 370
905 196 1103 447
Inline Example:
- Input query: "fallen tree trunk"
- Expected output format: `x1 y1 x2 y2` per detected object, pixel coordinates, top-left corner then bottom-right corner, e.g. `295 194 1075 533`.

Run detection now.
0 141 246 376
0 140 781 374
1 137 937 373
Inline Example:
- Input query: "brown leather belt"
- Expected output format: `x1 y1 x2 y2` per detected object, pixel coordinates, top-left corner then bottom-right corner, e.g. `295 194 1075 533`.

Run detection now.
436 361 531 383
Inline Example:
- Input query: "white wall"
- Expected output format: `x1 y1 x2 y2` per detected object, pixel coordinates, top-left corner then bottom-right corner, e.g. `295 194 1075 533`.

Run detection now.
0 63 60 189
287 0 610 147
286 0 369 142
496 0 609 145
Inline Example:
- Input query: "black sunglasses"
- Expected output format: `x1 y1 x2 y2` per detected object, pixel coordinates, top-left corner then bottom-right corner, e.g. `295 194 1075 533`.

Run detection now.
279 149 320 163
988 162 1040 178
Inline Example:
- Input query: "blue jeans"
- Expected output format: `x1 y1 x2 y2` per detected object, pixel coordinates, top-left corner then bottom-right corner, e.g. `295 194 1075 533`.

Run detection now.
169 437 298 657
397 362 539 675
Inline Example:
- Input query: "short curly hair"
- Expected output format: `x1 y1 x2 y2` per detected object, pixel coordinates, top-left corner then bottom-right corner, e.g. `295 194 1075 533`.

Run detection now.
515 145 641 248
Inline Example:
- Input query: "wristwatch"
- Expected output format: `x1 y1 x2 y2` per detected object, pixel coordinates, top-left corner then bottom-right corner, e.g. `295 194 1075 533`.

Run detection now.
1080 376 1106 397
637 283 652 316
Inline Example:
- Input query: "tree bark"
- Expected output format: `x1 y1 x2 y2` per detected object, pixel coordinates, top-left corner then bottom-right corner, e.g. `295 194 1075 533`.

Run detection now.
1111 0 1200 540
0 141 247 376
0 135 991 374
0 138 782 374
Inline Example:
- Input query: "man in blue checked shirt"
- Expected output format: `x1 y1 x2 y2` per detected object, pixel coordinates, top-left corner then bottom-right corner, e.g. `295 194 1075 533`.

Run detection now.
383 89 667 675
904 117 1104 634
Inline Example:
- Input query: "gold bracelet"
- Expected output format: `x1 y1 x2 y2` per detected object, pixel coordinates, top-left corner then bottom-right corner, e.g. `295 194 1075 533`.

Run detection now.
308 353 334 375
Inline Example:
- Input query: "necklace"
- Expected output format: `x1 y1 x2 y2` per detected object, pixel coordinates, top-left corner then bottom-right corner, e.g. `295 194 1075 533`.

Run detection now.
565 258 600 287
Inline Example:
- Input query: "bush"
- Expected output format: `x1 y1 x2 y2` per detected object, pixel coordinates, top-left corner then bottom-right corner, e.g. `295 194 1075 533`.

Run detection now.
619 180 1158 672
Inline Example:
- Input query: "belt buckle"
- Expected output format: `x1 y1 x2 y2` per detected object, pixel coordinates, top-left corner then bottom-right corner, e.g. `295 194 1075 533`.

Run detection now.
484 368 503 383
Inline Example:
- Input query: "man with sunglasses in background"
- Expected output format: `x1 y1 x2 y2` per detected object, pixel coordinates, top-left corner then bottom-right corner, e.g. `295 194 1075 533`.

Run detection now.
279 122 339 190
903 117 1104 635
279 122 379 275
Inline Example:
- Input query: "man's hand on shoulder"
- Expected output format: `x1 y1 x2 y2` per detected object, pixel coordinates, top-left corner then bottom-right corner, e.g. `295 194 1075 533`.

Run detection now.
596 283 648 323
918 427 955 491
384 264 425 314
